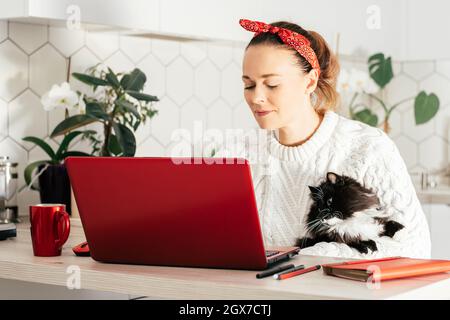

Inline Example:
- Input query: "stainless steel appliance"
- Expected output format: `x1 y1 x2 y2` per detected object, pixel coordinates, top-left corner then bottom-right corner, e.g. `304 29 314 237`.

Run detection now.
0 156 20 223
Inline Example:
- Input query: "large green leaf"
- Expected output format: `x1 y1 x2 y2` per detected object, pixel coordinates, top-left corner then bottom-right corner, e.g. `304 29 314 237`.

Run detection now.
51 114 97 137
112 122 136 156
22 136 57 160
353 109 379 127
120 68 146 91
55 131 85 160
368 53 394 89
108 134 122 156
86 102 109 120
23 160 51 191
115 99 140 118
72 72 109 87
125 90 159 102
105 67 120 89
415 91 439 125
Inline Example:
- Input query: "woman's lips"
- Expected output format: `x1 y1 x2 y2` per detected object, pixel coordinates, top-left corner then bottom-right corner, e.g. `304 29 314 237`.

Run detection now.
256 110 273 117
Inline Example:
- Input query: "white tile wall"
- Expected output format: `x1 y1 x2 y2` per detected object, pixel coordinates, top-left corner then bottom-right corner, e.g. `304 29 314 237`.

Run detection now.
1 20 450 218
29 44 67 96
9 22 47 54
0 40 28 101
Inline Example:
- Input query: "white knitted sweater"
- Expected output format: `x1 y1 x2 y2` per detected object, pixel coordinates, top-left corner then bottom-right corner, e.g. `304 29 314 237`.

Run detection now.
220 110 431 259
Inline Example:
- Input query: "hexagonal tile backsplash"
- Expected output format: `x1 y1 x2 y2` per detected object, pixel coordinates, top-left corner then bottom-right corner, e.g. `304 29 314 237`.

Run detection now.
1 21 450 213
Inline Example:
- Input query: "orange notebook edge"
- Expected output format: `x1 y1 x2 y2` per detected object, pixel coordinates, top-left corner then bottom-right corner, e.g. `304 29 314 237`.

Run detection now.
375 261 450 281
321 256 402 268
322 257 450 282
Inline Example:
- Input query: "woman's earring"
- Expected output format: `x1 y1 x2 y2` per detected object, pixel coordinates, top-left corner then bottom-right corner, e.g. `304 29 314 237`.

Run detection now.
310 92 318 106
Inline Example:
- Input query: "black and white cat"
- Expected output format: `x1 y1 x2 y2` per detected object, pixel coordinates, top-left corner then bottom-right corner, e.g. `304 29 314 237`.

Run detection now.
296 172 405 254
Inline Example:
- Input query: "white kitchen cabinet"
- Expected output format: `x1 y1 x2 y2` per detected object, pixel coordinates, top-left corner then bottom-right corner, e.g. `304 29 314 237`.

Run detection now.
0 0 160 33
169 0 407 58
0 0 446 59
159 0 350 48
159 0 260 42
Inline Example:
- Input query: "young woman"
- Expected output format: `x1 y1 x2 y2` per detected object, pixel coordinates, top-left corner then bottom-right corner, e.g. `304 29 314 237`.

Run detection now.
236 19 431 259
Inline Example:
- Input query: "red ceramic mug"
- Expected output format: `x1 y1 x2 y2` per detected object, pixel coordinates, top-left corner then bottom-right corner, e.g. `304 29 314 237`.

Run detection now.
29 204 70 257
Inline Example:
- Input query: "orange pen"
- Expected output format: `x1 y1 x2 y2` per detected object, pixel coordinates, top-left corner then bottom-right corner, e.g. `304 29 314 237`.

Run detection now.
274 264 321 280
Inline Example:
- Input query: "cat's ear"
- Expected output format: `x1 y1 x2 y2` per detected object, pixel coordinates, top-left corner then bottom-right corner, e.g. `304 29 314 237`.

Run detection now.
308 185 318 193
327 172 338 184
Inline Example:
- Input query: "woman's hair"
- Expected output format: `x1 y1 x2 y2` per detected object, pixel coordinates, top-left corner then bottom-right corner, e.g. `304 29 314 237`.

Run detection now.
245 21 340 114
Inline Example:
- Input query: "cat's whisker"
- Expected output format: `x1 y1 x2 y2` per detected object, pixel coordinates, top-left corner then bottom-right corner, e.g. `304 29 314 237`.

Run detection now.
305 222 319 230
304 221 321 234
317 187 325 198
334 211 343 219
306 217 322 226
308 220 324 232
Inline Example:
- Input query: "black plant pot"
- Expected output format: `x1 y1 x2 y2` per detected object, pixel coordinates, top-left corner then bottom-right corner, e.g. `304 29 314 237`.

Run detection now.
37 163 72 215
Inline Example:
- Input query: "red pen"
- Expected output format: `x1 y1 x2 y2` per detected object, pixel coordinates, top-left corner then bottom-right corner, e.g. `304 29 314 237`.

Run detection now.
274 264 321 280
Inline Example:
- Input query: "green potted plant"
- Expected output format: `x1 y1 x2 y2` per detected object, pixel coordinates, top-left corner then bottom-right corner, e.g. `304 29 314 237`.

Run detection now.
22 63 160 215
22 132 91 214
50 64 159 156
21 80 91 214
338 52 440 133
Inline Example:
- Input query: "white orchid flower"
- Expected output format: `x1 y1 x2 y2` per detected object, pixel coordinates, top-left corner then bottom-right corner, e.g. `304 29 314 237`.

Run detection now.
41 82 80 111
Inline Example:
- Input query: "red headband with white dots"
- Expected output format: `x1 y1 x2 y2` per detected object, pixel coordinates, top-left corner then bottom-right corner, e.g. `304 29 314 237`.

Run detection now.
239 19 321 77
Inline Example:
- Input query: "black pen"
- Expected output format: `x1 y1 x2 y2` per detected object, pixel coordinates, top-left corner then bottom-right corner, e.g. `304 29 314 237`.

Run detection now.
256 263 296 279
272 264 306 279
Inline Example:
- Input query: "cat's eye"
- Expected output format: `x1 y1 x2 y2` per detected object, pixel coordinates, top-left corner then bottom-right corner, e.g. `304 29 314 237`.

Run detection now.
326 198 333 206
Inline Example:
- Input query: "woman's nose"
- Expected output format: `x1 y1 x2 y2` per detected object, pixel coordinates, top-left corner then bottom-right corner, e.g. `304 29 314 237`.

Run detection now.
248 86 266 103
251 91 266 104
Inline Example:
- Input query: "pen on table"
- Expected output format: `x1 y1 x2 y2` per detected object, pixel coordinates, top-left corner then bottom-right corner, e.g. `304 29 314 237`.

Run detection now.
266 264 305 279
256 263 297 279
273 264 321 280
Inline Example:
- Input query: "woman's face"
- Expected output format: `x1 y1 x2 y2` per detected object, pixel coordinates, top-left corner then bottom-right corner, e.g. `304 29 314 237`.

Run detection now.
242 45 317 130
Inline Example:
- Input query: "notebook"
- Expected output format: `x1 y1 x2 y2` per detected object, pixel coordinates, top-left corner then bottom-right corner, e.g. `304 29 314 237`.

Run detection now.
322 256 450 282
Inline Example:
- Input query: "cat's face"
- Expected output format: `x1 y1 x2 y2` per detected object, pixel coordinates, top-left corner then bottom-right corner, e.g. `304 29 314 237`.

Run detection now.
308 172 381 227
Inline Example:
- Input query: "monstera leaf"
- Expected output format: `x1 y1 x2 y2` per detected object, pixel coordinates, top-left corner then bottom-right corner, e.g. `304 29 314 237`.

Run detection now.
368 53 394 89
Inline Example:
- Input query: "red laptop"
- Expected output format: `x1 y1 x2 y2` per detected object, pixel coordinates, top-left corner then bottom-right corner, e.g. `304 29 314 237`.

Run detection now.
65 156 299 270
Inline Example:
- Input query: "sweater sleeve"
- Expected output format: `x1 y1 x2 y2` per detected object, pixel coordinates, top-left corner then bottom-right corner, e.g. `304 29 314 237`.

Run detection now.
299 129 432 259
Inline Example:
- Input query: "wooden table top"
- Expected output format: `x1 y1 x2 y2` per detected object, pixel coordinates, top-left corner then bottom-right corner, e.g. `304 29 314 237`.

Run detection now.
0 219 449 299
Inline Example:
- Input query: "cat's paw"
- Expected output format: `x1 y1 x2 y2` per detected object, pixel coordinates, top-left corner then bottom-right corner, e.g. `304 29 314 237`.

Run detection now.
362 239 378 252
382 220 405 238
353 240 378 254
295 237 315 248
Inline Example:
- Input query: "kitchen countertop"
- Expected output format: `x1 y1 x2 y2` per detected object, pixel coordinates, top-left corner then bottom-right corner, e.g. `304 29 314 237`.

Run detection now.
415 185 450 205
0 219 449 299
